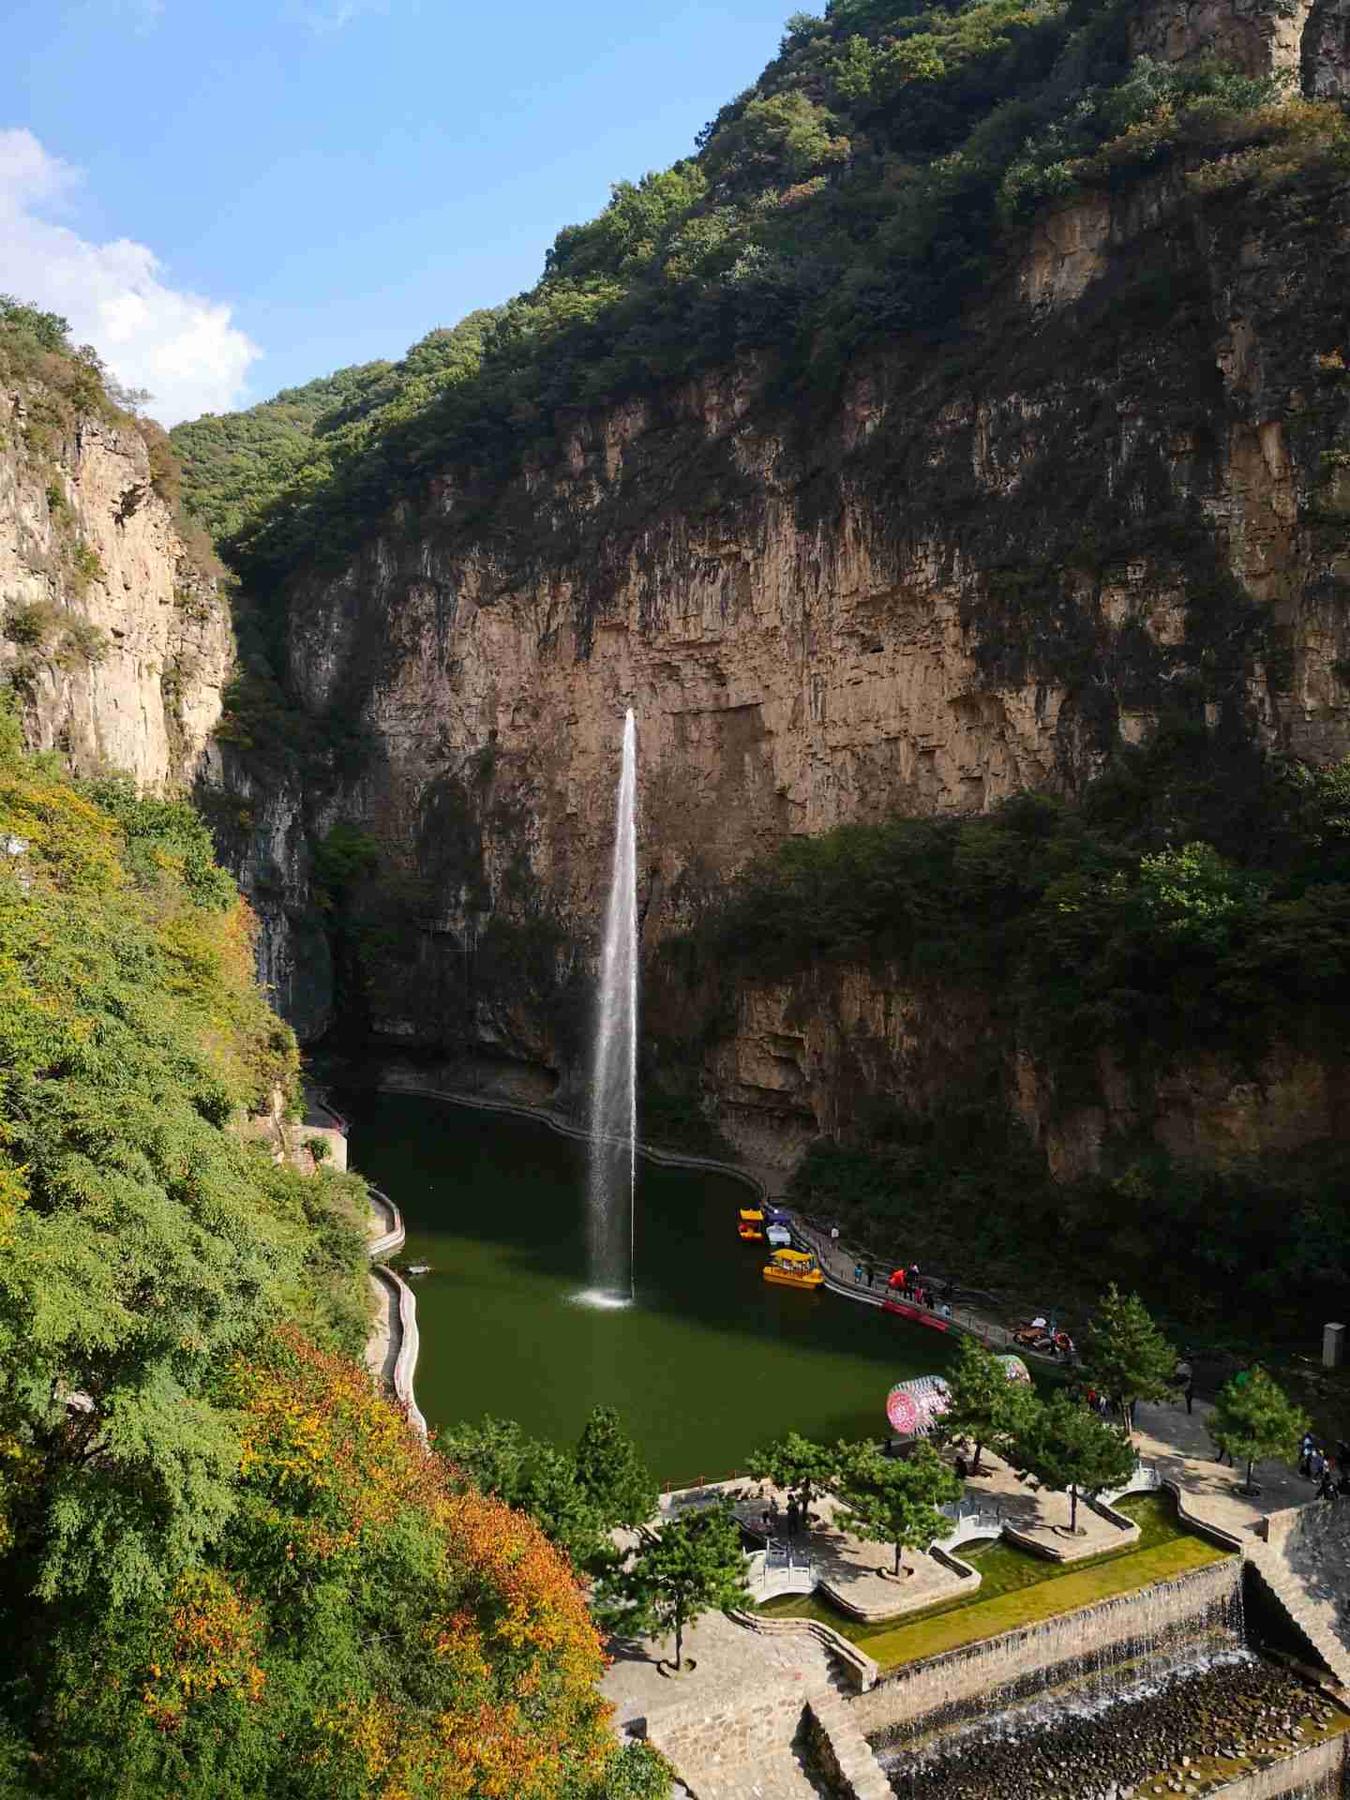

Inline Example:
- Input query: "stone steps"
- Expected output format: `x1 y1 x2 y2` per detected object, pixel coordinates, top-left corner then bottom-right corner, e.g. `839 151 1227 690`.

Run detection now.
1248 1541 1350 1687
806 1694 893 1800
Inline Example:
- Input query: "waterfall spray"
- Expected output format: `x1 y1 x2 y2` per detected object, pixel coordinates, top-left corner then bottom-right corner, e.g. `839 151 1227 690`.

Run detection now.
582 708 638 1306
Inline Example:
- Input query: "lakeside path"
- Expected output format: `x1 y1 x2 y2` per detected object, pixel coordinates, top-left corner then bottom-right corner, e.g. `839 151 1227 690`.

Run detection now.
364 1072 1331 1518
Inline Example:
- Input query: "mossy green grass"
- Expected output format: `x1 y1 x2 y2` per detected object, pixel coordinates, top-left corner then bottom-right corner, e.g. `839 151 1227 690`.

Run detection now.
755 1494 1229 1669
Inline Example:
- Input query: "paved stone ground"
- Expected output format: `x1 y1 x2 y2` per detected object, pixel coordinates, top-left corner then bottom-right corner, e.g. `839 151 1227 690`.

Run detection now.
602 1611 841 1797
364 1271 397 1386
1133 1395 1312 1539
963 1449 1140 1559
736 1486 973 1620
603 1611 841 1733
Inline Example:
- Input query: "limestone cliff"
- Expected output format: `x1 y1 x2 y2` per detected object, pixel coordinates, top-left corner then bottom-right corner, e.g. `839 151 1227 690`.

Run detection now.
0 386 231 787
206 0 1350 1180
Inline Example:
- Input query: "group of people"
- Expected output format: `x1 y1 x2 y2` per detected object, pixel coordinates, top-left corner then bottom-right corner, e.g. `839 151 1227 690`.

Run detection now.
760 1492 813 1538
831 1231 941 1309
1015 1316 1076 1360
1298 1432 1350 1501
891 1262 943 1310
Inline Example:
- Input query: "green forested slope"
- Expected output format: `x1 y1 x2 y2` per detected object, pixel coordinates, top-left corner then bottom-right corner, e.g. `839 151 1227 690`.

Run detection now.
0 715 648 1798
666 730 1350 1334
171 0 1348 582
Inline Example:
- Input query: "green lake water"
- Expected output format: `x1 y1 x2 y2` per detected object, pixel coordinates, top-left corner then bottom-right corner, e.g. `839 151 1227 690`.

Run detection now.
339 1090 959 1484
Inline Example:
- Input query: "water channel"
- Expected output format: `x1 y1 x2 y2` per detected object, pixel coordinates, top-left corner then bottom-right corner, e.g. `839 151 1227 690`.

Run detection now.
341 1088 958 1483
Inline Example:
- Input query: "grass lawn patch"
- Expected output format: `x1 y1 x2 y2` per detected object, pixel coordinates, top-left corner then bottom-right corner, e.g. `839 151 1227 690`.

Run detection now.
755 1494 1229 1669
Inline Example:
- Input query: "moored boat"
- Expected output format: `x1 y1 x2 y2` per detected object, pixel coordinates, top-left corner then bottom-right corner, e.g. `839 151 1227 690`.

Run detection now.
737 1207 765 1241
762 1247 824 1289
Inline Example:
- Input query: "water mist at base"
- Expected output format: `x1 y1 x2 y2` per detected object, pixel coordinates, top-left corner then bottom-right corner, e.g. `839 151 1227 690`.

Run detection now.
583 708 638 1307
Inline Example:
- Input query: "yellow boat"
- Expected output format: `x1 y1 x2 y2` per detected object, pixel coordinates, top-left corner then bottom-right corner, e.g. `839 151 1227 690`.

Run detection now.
738 1207 765 1241
762 1247 824 1289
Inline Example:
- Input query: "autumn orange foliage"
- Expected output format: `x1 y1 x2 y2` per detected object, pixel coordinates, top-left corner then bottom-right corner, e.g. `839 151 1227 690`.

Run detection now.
219 1326 615 1799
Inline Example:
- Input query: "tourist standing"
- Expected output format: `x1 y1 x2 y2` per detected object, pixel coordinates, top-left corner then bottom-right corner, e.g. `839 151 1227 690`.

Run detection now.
1174 1359 1194 1414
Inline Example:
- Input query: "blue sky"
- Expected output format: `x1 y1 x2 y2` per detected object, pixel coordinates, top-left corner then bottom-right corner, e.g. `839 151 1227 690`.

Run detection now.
0 0 792 421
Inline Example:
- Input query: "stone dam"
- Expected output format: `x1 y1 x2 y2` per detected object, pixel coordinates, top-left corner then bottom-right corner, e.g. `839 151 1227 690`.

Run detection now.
652 1550 1350 1799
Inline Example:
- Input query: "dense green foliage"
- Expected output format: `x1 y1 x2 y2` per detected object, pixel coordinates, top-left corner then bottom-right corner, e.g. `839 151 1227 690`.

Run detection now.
1010 1390 1135 1531
1082 1285 1177 1430
748 1430 840 1511
942 1335 1035 1471
834 1439 961 1574
0 727 649 1797
697 732 1350 1335
595 1503 748 1672
697 734 1350 1068
167 358 396 544
439 1407 657 1573
1210 1365 1308 1491
169 4 1348 585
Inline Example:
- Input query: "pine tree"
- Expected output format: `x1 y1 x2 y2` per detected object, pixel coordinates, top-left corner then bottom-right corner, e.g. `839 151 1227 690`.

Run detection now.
1211 1366 1308 1495
943 1335 1033 1473
747 1430 836 1515
1012 1392 1136 1534
575 1404 658 1530
835 1441 961 1576
1082 1285 1177 1435
596 1504 747 1672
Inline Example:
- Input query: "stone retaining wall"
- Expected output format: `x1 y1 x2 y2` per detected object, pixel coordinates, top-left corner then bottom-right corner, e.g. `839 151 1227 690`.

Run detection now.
1210 1734 1348 1798
855 1556 1243 1744
644 1688 810 1794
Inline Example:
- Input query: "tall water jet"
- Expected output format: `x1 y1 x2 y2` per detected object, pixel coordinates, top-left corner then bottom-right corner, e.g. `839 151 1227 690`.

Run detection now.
584 708 638 1305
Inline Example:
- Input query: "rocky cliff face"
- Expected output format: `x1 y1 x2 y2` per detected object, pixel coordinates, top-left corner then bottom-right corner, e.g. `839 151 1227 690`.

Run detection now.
0 389 231 787
222 13 1350 1175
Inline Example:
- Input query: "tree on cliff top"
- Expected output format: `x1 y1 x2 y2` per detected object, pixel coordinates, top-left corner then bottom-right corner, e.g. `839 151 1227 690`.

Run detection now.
1011 1392 1136 1535
1083 1286 1177 1435
1211 1366 1307 1496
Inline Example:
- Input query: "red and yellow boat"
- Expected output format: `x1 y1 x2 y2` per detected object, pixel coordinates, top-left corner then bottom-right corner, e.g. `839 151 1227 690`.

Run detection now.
738 1207 765 1241
763 1248 824 1290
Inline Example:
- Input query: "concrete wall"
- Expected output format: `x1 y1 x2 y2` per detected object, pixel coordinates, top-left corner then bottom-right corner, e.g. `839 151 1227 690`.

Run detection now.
856 1557 1242 1744
644 1689 809 1794
1210 1734 1348 1798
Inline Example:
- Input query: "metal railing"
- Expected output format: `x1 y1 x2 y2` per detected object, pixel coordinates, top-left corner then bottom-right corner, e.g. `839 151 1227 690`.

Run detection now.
791 1213 1072 1361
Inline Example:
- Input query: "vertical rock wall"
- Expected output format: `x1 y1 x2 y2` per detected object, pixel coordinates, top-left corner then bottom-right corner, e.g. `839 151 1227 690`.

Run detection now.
0 389 232 787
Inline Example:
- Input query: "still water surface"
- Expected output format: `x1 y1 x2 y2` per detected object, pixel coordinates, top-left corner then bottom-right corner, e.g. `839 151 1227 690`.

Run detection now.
342 1091 958 1483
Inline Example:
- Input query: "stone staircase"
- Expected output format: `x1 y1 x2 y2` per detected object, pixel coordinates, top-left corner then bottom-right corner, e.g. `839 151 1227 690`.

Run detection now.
1247 1500 1350 1690
804 1694 893 1800
728 1606 879 1693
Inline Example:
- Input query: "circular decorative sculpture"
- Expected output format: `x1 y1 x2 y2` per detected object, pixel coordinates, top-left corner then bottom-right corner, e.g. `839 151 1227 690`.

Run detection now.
886 1373 951 1438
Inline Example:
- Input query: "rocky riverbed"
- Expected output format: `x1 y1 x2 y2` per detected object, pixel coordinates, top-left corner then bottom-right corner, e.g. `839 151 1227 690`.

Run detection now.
880 1654 1345 1799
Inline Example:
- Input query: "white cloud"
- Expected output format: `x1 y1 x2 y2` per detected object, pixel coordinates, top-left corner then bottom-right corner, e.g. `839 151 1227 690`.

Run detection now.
0 127 259 425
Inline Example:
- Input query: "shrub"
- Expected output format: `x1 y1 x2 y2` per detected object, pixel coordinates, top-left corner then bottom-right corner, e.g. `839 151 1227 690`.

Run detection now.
3 600 57 649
